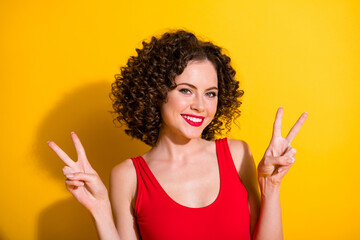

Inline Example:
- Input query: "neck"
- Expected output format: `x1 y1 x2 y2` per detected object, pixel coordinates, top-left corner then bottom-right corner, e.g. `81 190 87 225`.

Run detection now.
149 128 207 163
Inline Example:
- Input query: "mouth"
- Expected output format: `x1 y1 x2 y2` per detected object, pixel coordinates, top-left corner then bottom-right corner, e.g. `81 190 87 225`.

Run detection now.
181 114 205 127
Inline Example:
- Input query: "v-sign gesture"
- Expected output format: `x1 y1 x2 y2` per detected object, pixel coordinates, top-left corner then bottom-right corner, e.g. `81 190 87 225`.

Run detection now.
48 132 109 214
257 107 308 191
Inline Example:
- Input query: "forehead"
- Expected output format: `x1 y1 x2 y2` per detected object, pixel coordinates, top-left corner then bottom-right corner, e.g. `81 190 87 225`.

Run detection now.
175 60 218 87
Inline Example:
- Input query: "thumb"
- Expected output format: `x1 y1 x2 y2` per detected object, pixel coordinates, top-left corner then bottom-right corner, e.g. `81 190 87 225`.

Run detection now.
66 172 99 184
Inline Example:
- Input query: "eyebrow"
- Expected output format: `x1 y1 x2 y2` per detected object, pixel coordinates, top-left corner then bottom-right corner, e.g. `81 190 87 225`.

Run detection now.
177 83 218 91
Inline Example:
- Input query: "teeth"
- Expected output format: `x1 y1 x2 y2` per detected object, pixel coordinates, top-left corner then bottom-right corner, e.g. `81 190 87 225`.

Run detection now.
183 115 202 123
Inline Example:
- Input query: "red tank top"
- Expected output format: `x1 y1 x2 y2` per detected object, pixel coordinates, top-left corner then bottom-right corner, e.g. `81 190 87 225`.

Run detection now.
131 138 250 240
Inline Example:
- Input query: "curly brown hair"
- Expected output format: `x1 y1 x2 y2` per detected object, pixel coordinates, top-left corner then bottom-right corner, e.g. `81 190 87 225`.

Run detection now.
110 30 244 146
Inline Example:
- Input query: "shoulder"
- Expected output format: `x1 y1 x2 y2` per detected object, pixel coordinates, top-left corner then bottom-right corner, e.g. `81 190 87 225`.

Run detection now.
226 138 259 197
111 158 137 179
226 138 253 174
226 138 251 156
226 138 260 233
110 158 138 205
226 138 258 198
110 159 142 239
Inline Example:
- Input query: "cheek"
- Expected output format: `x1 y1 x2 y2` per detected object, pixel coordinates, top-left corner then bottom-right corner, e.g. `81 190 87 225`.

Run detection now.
208 100 218 116
167 95 190 110
161 95 189 119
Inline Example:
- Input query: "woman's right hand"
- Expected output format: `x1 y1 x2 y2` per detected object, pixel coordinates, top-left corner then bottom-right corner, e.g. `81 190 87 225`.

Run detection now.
48 132 109 214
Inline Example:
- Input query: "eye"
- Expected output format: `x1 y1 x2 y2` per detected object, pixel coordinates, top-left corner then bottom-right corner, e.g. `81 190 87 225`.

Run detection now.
179 88 192 95
206 91 217 98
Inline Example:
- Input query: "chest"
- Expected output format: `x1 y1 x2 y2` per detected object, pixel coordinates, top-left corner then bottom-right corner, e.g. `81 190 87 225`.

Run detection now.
149 156 220 208
132 145 250 240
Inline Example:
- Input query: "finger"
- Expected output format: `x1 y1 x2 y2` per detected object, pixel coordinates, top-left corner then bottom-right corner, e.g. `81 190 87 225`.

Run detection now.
70 132 87 160
283 146 297 157
274 149 297 179
65 179 84 187
48 141 76 167
272 107 283 139
65 172 98 183
275 165 292 179
285 112 308 143
63 166 75 176
264 155 295 167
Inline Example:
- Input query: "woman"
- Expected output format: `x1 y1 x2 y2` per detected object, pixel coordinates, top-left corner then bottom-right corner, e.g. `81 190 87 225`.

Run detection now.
48 30 307 240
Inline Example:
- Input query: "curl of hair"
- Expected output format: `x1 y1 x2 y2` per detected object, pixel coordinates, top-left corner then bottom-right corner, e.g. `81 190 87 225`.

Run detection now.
110 30 244 146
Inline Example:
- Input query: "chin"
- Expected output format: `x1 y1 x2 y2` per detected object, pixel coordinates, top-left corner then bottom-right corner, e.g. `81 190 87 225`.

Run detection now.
181 127 207 140
187 133 203 140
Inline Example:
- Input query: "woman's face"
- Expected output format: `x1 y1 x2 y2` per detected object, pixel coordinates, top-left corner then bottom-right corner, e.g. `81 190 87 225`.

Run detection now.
160 59 218 140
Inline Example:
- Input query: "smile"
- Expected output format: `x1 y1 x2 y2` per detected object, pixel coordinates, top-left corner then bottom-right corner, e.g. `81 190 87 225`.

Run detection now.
181 114 204 127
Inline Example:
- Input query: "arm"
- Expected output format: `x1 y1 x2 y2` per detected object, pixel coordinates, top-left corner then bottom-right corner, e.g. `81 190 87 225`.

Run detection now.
110 159 141 240
228 139 260 237
252 151 293 240
48 132 120 240
91 197 120 240
253 149 296 240
253 107 308 240
66 159 141 240
229 138 285 239
252 167 284 240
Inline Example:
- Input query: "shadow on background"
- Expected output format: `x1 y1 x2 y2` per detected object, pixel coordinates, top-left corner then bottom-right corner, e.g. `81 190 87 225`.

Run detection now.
35 81 150 239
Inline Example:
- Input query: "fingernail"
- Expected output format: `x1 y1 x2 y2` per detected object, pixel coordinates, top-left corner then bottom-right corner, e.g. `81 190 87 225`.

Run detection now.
286 158 295 163
71 131 75 135
47 141 51 144
66 174 74 178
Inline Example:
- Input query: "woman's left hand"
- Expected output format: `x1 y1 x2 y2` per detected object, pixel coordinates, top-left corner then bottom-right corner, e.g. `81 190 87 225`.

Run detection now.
257 107 308 193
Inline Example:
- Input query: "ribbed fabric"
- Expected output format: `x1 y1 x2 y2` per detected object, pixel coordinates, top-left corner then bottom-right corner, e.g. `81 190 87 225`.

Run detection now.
131 138 250 240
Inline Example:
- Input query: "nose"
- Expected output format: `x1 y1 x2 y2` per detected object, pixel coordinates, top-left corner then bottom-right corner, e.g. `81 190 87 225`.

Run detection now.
190 95 205 112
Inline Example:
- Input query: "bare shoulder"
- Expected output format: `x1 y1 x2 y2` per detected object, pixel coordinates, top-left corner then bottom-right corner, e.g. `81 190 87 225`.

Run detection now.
111 158 137 181
227 138 260 235
227 138 250 155
110 158 138 204
226 138 257 192
226 138 253 174
110 159 141 240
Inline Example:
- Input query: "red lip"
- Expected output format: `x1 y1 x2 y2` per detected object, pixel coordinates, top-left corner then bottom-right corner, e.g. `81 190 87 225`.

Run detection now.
181 114 205 127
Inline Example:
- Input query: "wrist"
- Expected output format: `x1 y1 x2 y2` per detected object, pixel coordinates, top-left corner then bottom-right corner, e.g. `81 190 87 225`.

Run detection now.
90 199 113 220
258 177 281 198
90 200 120 240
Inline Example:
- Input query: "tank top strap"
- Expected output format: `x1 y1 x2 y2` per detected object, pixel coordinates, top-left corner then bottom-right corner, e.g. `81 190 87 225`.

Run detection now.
215 138 246 192
131 156 163 215
132 156 152 185
132 140 250 240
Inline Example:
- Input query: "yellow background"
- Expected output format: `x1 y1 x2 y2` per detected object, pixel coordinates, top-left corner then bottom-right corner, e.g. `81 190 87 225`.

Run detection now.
1 0 359 239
